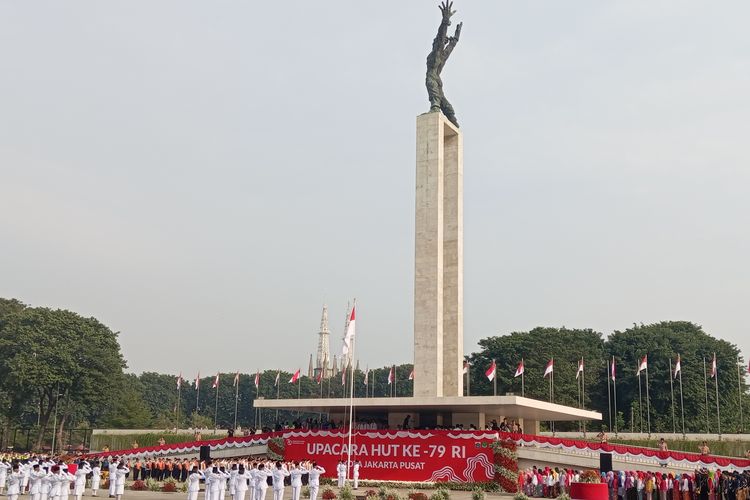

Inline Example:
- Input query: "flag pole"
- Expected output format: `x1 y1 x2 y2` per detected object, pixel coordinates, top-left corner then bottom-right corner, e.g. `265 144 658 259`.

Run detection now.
704 357 710 432
214 375 219 430
394 364 398 397
738 355 745 433
177 378 182 426
679 359 685 437
607 359 612 433
550 358 554 435
233 376 240 431
466 363 471 396
196 375 200 412
521 359 525 397
582 360 586 436
276 371 280 424
493 358 499 397
637 368 643 433
346 337 356 484
612 356 618 437
645 364 652 436
669 358 676 435
714 354 721 437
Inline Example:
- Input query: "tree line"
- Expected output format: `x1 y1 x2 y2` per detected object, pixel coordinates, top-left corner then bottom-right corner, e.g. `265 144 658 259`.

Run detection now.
1 297 747 452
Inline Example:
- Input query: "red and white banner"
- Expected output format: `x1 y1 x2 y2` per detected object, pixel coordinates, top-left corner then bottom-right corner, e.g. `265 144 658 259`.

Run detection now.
282 430 496 482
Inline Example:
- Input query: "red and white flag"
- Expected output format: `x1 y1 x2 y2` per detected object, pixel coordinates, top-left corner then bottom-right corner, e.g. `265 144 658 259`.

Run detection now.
576 359 584 380
316 371 323 385
364 367 369 385
611 357 616 381
387 366 394 385
637 355 648 375
463 361 469 374
408 368 415 381
177 372 182 389
514 359 524 378
289 369 300 384
342 304 356 356
195 371 200 390
711 353 717 378
233 372 240 387
674 355 681 378
274 371 280 386
254 371 260 389
341 369 346 386
486 360 496 381
212 372 220 389
543 359 554 378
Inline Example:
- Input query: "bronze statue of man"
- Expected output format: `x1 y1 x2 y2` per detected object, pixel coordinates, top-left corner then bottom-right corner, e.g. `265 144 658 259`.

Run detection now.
426 1 462 128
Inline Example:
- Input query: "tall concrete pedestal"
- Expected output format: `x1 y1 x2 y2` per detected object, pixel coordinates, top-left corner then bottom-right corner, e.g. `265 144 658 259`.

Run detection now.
413 111 463 398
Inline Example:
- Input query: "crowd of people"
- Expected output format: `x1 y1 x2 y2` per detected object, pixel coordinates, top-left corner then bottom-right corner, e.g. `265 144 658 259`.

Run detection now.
517 466 750 500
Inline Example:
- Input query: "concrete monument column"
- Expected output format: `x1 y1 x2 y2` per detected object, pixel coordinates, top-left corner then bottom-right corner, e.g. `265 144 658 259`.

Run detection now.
414 111 463 398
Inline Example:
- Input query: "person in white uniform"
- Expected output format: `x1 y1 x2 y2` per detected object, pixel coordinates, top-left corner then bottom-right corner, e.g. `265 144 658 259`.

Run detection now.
336 461 346 488
91 463 102 497
107 459 119 498
30 464 48 500
187 466 204 500
253 464 272 500
114 463 129 500
74 461 92 500
8 464 24 500
229 464 238 500
271 463 289 500
351 461 360 490
40 467 54 500
218 467 230 500
204 464 223 500
0 459 10 495
49 466 65 500
22 461 33 494
59 467 74 500
307 463 325 500
234 466 252 500
289 462 309 500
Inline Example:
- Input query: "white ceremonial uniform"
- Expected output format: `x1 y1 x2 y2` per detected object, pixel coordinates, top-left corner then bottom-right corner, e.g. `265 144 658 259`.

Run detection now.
30 469 48 500
205 470 222 500
91 466 102 495
289 467 308 500
336 463 345 488
271 467 289 500
115 468 129 497
41 471 54 500
187 471 204 500
307 467 325 500
253 469 272 500
22 463 33 493
0 462 11 494
219 471 230 500
108 463 118 497
50 472 64 500
9 471 24 500
352 463 360 490
74 464 92 499
234 472 252 500
60 471 75 500
229 468 238 499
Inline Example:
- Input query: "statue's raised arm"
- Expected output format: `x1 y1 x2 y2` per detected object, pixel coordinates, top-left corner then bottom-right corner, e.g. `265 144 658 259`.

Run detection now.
425 1 462 128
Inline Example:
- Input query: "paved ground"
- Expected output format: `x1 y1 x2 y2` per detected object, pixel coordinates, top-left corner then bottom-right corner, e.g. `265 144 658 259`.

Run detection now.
119 487 513 500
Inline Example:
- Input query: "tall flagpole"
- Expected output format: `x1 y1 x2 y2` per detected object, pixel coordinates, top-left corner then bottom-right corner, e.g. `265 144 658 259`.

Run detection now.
704 357 710 432
607 359 612 433
521 359 525 397
493 359 497 397
177 378 182 426
637 369 643 433
214 376 220 430
196 374 200 411
233 376 240 431
738 356 744 433
612 356 618 437
467 363 471 396
669 358 676 434
276 371 280 424
551 358 555 435
645 361 651 437
582 360 586 436
679 359 685 437
714 354 721 436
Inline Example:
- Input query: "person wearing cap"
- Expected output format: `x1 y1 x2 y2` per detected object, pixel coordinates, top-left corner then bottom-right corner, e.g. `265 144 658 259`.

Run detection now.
91 462 102 497
187 466 204 500
114 462 129 500
8 464 24 500
234 465 253 500
252 463 272 500
108 458 119 498
74 461 92 500
306 463 325 500
29 463 47 500
271 462 289 500
289 462 309 500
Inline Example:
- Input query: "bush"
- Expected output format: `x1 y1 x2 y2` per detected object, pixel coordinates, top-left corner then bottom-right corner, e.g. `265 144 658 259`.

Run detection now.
162 481 177 493
556 494 571 500
366 495 380 500
130 480 147 491
146 478 161 492
378 486 389 499
470 488 485 500
513 493 530 500
577 470 601 484
322 488 337 500
430 488 450 500
339 485 355 500
409 492 429 500
302 486 310 498
365 490 378 499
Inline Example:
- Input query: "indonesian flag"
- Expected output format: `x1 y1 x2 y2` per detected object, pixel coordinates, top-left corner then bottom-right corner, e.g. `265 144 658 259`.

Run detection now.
274 371 280 386
576 359 584 380
233 372 240 387
543 359 554 378
195 371 200 390
486 360 496 381
364 368 369 385
254 371 260 388
611 356 616 381
637 355 648 375
514 359 524 378
177 372 182 389
341 369 346 386
408 368 415 381
463 361 469 374
342 304 356 356
711 353 717 378
289 369 300 384
387 366 394 385
316 371 323 385
674 355 681 378
212 372 220 389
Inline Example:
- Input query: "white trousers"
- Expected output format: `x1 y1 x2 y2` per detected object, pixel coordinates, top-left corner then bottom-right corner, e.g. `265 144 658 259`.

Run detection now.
188 491 199 500
33 493 42 500
109 480 116 497
256 487 268 500
291 486 301 500
236 491 246 500
273 488 284 500
337 476 344 488
220 490 226 500
353 476 358 489
10 494 19 500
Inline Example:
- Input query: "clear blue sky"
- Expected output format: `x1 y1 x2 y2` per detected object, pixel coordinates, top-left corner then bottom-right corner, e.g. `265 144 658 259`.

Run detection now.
1 1 748 376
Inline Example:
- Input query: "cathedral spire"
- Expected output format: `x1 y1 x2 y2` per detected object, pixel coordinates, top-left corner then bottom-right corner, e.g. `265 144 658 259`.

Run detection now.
315 304 331 378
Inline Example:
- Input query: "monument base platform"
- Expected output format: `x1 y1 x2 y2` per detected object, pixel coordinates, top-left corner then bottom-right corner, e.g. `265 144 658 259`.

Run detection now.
254 395 600 432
